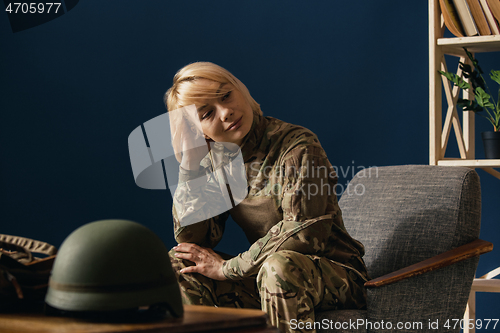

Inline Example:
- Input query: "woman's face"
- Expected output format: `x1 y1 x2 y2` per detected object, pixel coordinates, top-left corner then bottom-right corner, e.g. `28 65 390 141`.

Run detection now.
194 79 254 146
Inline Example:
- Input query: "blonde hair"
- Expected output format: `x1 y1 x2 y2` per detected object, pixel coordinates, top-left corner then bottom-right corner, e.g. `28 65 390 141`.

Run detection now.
164 62 262 116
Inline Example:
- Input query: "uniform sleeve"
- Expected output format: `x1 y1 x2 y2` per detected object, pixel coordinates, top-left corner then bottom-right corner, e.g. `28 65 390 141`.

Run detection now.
222 141 344 280
173 166 229 248
173 144 246 248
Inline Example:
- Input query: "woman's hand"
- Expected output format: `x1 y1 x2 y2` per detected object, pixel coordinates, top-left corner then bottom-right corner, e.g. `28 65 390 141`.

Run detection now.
173 243 227 281
170 109 212 170
180 130 213 171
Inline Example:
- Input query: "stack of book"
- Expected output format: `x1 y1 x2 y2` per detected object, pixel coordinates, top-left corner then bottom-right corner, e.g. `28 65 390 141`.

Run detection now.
440 0 500 36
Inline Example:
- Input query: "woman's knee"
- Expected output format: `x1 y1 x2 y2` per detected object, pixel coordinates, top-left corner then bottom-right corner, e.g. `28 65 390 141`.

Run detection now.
168 248 194 275
257 250 314 291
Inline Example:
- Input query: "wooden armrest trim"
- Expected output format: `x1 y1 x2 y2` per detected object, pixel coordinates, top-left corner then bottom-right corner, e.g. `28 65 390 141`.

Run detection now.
364 239 493 288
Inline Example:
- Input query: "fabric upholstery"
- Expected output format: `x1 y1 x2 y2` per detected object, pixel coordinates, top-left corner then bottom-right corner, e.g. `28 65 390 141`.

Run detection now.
316 310 367 333
317 165 481 333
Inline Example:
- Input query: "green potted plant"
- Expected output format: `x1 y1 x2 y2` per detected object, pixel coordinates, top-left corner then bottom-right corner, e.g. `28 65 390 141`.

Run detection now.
439 48 500 159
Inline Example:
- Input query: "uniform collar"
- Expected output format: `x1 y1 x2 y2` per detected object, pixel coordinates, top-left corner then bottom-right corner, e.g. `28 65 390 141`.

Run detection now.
239 113 267 162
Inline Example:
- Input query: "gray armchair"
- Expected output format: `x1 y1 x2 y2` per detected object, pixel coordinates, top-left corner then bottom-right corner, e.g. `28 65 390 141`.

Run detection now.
317 165 492 333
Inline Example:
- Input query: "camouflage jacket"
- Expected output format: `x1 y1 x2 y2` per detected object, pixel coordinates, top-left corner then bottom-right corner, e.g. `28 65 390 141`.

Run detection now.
173 114 368 281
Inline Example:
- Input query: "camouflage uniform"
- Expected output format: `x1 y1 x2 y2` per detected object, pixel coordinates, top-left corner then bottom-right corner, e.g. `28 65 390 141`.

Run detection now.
169 114 369 333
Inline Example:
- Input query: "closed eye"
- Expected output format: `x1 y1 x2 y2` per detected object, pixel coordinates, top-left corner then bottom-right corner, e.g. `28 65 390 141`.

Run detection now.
201 109 213 120
221 90 232 102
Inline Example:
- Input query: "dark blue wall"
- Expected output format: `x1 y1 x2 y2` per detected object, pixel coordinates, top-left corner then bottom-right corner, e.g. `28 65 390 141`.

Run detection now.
1 0 498 325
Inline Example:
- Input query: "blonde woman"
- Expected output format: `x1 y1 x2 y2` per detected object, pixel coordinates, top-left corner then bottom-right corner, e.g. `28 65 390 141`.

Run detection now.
166 62 368 333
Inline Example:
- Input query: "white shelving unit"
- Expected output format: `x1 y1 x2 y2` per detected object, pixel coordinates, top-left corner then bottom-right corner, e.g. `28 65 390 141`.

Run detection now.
429 0 500 178
429 1 500 332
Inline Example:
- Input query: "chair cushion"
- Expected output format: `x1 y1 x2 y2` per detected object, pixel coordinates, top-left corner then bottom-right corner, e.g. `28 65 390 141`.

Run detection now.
366 258 478 333
316 309 367 333
338 165 481 279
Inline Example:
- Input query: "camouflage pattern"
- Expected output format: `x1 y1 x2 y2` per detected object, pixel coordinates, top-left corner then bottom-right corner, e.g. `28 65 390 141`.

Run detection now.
171 114 369 332
169 249 366 332
173 141 248 227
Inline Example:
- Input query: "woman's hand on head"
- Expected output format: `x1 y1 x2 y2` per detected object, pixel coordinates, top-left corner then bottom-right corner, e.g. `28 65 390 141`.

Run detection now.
179 120 213 171
180 138 212 171
173 243 227 281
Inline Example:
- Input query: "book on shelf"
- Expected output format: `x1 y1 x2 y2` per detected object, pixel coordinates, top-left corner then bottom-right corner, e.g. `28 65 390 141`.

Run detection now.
480 0 500 34
487 0 500 22
466 0 492 35
440 0 500 36
453 0 480 36
440 0 466 37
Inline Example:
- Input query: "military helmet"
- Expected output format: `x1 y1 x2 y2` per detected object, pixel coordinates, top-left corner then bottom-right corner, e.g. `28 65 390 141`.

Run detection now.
45 219 183 318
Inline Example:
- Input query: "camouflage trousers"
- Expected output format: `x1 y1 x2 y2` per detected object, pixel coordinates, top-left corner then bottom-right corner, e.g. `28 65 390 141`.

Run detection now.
169 249 366 333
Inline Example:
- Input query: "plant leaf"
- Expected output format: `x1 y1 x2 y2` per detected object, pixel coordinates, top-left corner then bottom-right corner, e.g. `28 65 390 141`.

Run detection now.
439 71 470 90
459 62 473 76
463 48 483 74
475 87 495 108
490 70 500 85
458 98 482 112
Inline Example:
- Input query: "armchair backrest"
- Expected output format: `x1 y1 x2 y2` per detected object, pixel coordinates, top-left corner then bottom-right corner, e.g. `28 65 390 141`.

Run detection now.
339 165 481 280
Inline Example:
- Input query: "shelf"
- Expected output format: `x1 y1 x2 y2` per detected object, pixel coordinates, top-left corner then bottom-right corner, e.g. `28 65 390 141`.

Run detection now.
436 159 500 167
436 160 500 179
437 35 500 55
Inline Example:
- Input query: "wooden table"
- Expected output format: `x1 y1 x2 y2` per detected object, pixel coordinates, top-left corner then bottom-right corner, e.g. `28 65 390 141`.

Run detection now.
0 305 279 333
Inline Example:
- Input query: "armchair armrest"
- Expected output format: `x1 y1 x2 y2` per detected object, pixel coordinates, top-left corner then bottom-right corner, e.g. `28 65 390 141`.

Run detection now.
365 239 493 288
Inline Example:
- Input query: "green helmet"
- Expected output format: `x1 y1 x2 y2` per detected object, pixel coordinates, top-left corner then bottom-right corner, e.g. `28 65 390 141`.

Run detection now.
45 219 183 318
